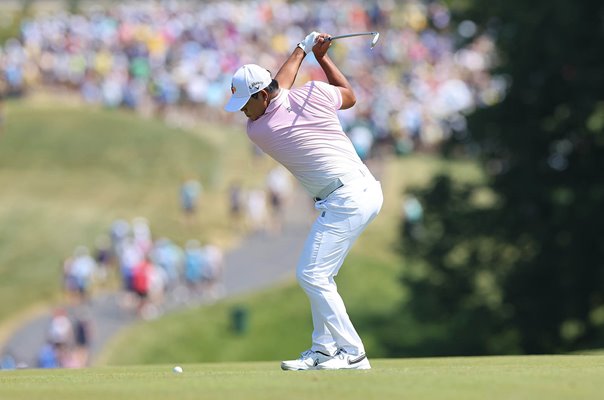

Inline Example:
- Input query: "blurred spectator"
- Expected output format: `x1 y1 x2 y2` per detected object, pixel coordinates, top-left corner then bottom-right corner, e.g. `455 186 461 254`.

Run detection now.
47 308 73 366
246 188 268 234
37 342 60 369
402 194 424 242
147 259 168 313
0 353 16 370
150 238 183 290
266 166 292 234
228 180 245 231
180 178 202 224
72 310 93 367
348 123 375 161
119 237 144 307
132 254 154 318
184 239 206 295
203 243 224 300
110 219 130 259
93 235 113 285
63 247 97 303
62 255 78 300
48 309 72 347
132 216 152 254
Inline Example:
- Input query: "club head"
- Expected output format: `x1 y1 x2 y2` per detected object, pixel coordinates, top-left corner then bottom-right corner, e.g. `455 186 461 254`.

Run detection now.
327 32 380 49
370 32 380 49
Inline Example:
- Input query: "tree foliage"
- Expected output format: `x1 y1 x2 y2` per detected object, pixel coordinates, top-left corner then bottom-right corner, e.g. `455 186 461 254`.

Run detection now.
394 0 604 355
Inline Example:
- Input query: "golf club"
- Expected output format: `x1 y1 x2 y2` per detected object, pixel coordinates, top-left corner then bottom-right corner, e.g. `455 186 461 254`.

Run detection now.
327 32 380 48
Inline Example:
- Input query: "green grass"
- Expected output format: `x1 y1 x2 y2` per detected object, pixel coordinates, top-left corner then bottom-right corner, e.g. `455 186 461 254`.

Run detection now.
101 155 484 365
1 356 603 400
0 96 257 323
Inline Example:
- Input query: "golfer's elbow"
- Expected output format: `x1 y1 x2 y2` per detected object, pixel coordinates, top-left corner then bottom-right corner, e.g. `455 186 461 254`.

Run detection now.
340 90 356 110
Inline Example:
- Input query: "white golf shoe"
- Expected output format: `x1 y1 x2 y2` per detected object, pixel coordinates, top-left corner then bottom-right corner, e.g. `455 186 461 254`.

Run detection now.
280 349 335 371
315 349 371 370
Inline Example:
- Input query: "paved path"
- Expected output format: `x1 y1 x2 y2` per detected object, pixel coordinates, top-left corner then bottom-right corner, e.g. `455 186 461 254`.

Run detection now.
1 188 312 367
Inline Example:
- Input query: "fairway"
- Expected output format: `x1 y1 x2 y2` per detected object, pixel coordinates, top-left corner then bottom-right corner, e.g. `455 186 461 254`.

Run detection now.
1 356 602 400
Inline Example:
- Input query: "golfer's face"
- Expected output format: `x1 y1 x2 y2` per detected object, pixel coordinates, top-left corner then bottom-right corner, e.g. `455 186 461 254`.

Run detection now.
241 91 267 121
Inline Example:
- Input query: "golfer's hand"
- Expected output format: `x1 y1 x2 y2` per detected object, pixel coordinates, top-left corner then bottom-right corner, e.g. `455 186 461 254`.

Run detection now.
297 31 319 54
312 33 332 59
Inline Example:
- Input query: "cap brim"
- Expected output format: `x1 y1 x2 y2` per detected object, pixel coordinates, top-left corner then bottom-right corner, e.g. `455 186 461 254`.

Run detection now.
224 95 250 112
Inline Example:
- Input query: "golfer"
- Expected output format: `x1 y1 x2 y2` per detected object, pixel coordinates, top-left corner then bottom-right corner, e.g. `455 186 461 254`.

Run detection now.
224 32 383 370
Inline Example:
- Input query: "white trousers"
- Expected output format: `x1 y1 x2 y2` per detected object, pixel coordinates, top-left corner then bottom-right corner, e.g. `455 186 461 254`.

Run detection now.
296 174 383 356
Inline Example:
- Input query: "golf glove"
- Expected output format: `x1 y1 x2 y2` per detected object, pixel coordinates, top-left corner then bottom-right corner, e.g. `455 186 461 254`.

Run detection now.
297 31 319 54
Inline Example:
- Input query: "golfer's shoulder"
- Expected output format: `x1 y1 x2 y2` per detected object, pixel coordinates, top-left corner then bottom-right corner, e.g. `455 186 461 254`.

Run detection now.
303 80 332 90
292 80 338 98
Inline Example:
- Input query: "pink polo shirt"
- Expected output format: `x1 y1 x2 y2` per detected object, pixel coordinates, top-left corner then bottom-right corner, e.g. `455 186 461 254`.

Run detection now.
247 81 365 197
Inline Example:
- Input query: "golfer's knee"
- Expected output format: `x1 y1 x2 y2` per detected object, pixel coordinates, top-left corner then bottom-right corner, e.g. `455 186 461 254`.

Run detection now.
296 268 309 285
296 269 321 290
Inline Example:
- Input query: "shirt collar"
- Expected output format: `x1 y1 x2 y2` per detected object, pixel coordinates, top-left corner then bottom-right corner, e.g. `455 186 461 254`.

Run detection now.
265 88 288 114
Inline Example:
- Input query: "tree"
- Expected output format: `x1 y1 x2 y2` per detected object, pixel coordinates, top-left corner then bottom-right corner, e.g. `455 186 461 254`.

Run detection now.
395 0 604 355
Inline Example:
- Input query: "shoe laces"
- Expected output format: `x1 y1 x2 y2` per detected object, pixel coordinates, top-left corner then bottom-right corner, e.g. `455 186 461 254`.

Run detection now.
334 349 347 360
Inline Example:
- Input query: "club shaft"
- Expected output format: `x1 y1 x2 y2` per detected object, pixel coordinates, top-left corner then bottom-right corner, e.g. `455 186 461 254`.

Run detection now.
328 32 377 41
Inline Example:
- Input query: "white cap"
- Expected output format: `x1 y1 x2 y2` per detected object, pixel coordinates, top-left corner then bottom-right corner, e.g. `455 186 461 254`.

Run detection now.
224 64 272 112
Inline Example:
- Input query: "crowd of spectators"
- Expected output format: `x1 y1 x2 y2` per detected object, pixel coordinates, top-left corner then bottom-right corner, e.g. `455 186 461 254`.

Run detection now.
62 216 225 320
0 0 504 157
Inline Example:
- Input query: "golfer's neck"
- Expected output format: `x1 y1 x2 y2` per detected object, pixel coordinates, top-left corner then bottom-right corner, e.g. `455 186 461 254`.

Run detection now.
269 89 281 104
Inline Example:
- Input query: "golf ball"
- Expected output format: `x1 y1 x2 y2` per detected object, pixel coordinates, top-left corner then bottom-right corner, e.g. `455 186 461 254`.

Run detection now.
173 366 183 373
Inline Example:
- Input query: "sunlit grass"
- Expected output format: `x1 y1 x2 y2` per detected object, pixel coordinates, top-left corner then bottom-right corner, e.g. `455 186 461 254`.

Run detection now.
2 356 603 400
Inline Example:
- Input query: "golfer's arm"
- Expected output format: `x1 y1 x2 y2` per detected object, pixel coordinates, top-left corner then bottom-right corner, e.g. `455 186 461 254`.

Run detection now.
317 55 356 110
274 47 306 90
